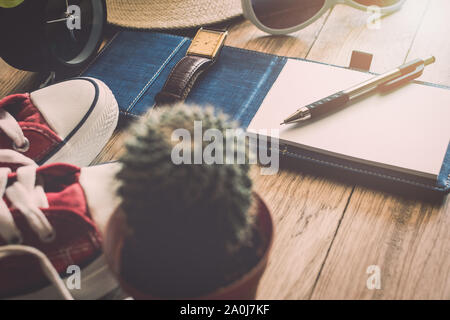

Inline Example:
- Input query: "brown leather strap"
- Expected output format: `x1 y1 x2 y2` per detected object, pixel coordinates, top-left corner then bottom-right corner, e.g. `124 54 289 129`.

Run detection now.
155 55 213 107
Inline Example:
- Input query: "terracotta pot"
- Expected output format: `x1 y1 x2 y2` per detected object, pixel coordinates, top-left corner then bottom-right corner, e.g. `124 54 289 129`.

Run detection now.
103 192 274 300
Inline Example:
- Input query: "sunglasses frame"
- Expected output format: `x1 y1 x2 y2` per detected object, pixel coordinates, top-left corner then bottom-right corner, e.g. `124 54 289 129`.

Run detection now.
241 0 406 35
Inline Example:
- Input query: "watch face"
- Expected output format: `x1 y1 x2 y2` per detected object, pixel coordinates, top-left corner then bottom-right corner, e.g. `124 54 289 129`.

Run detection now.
187 29 227 58
44 0 105 66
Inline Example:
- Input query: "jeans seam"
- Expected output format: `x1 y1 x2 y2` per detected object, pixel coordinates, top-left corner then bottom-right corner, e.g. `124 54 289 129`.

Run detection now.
126 38 188 112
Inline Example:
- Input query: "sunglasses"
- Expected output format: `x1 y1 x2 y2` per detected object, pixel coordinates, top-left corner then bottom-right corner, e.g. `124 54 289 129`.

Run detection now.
241 0 406 35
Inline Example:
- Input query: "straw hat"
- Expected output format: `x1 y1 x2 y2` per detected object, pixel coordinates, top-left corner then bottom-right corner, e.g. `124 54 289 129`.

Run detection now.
106 0 243 29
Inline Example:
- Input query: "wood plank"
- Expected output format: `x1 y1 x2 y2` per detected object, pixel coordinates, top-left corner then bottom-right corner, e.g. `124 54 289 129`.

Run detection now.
406 0 450 86
309 0 450 299
226 14 330 58
0 59 40 97
252 164 352 299
311 189 450 299
307 0 430 73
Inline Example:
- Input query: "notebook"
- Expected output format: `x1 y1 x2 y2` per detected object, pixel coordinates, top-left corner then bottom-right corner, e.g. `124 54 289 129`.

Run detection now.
248 59 450 181
82 31 450 194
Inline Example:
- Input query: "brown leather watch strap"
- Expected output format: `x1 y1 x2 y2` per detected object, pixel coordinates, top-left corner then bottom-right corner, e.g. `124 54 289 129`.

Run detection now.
155 55 213 107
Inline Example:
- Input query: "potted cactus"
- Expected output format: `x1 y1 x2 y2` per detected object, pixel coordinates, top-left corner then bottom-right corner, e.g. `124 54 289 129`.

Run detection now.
104 104 274 299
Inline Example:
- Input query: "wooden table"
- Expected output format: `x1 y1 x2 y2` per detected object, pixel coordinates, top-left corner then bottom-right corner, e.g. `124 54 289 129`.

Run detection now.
1 0 449 300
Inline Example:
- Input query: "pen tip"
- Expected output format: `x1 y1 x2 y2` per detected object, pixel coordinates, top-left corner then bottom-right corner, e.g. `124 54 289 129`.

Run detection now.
424 56 436 66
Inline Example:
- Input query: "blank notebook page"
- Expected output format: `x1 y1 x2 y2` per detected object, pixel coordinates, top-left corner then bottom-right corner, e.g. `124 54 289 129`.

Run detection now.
248 59 450 180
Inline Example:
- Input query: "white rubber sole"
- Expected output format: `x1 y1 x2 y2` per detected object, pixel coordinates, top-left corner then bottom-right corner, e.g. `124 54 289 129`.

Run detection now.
9 254 119 300
44 78 119 167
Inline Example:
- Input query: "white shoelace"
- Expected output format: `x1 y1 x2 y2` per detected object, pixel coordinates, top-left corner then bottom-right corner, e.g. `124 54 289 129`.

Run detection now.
0 150 73 299
0 109 29 152
0 150 54 244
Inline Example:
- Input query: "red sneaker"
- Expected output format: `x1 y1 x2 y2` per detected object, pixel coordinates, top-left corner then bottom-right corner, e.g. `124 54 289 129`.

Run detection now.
0 150 120 299
0 78 118 167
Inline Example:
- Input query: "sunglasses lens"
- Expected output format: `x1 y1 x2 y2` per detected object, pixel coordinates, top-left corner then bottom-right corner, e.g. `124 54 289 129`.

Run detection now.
352 0 401 7
251 0 326 30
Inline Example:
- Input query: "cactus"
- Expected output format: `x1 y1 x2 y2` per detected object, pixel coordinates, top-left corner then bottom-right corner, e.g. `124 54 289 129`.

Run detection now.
116 104 261 298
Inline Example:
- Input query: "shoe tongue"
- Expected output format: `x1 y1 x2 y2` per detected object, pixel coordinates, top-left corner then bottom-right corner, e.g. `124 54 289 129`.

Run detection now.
6 163 81 199
79 163 122 235
0 94 51 127
46 181 88 216
35 164 92 221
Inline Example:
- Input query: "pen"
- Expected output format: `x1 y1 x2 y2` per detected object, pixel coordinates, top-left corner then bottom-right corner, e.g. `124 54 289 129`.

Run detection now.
281 56 436 125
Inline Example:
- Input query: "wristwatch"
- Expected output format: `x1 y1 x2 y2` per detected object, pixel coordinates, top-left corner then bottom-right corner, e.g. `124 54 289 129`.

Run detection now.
155 28 228 107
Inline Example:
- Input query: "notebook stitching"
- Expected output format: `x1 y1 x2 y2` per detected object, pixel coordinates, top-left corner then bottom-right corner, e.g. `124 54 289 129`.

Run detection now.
281 149 447 191
126 38 188 112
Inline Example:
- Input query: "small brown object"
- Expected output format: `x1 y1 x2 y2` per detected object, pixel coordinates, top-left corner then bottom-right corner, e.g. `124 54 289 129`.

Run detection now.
349 50 373 72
